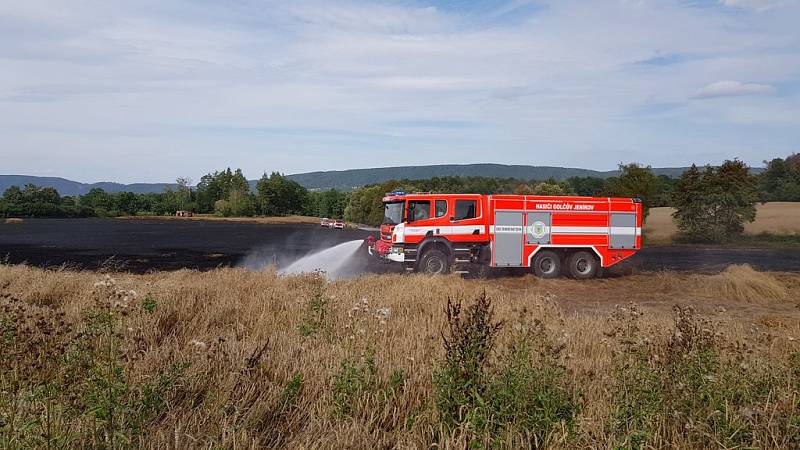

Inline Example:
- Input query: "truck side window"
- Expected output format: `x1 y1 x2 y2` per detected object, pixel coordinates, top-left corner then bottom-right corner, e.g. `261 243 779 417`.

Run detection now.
408 201 430 221
435 200 447 218
454 199 477 220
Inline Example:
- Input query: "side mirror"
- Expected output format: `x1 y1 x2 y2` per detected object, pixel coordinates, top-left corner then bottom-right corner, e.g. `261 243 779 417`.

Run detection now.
449 216 456 222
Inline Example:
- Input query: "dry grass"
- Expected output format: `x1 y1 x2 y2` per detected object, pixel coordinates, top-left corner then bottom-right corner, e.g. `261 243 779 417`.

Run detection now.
120 214 324 225
645 202 800 244
702 264 789 303
0 265 798 448
4 218 23 224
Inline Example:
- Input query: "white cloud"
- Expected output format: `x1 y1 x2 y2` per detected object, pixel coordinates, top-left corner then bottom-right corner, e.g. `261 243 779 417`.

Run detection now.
0 0 799 182
692 80 775 99
719 0 799 11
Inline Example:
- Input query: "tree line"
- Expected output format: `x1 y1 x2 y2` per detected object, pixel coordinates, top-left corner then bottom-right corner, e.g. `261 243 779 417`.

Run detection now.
0 168 349 220
3 153 798 243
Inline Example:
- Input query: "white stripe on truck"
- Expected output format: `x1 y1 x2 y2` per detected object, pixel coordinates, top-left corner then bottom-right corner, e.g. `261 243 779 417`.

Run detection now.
403 225 641 236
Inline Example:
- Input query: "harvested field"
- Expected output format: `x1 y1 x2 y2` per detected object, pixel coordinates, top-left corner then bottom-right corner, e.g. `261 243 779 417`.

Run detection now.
1 265 798 448
646 202 800 243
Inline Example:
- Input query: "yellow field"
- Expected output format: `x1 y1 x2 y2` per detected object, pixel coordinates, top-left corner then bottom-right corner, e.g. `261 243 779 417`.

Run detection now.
645 202 800 243
1 264 798 448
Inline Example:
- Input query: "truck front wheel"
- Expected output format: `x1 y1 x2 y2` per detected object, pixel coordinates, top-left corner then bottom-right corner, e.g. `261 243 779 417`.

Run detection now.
419 248 450 275
532 250 561 278
567 251 599 279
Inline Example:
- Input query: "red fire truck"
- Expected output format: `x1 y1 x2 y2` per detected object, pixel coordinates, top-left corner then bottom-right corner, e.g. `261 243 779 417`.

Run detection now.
368 191 642 278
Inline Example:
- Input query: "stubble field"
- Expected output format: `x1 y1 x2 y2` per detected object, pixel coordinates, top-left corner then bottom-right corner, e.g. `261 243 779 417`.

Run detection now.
1 263 798 448
645 202 800 244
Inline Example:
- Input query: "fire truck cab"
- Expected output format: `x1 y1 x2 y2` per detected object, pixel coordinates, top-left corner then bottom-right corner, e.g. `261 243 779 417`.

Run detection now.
369 191 642 278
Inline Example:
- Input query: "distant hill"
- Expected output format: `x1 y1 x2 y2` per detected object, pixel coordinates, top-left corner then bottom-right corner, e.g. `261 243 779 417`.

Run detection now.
0 175 174 197
2 164 764 195
285 164 762 190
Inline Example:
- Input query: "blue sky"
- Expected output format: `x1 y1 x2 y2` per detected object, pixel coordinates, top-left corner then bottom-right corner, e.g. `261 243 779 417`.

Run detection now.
1 0 799 183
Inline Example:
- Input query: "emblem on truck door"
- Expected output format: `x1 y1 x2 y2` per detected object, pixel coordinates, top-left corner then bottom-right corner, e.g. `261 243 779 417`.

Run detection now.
527 221 547 239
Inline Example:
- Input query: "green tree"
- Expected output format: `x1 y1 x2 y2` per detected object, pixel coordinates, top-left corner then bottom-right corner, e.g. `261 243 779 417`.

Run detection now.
195 168 254 215
80 188 115 215
196 168 235 213
1 184 93 218
113 192 140 215
604 163 659 221
344 184 393 226
256 172 308 216
761 153 800 201
672 160 759 243
228 187 255 216
2 185 23 204
175 177 193 211
566 176 605 196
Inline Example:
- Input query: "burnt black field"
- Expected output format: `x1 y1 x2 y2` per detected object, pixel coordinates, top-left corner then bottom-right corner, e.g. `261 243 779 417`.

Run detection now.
1 218 799 274
0 219 380 273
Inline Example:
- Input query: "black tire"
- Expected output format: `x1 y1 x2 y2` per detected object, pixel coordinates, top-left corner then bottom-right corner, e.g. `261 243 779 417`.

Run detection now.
567 251 599 279
418 248 450 274
532 250 561 278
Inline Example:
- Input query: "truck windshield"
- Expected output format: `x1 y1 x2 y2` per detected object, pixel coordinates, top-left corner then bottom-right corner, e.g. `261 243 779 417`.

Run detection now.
383 201 404 225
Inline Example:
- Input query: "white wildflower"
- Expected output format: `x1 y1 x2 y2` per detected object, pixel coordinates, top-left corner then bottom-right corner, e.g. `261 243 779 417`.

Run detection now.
93 275 116 288
189 339 207 351
374 307 391 322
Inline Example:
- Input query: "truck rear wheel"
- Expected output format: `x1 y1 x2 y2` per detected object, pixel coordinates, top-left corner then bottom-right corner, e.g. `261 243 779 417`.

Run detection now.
419 249 450 275
532 250 561 278
567 251 599 279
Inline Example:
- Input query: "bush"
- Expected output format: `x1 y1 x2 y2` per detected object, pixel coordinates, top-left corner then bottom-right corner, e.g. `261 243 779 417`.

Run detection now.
298 277 330 337
332 351 378 418
434 292 577 447
609 304 797 448
0 277 186 448
214 199 232 217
